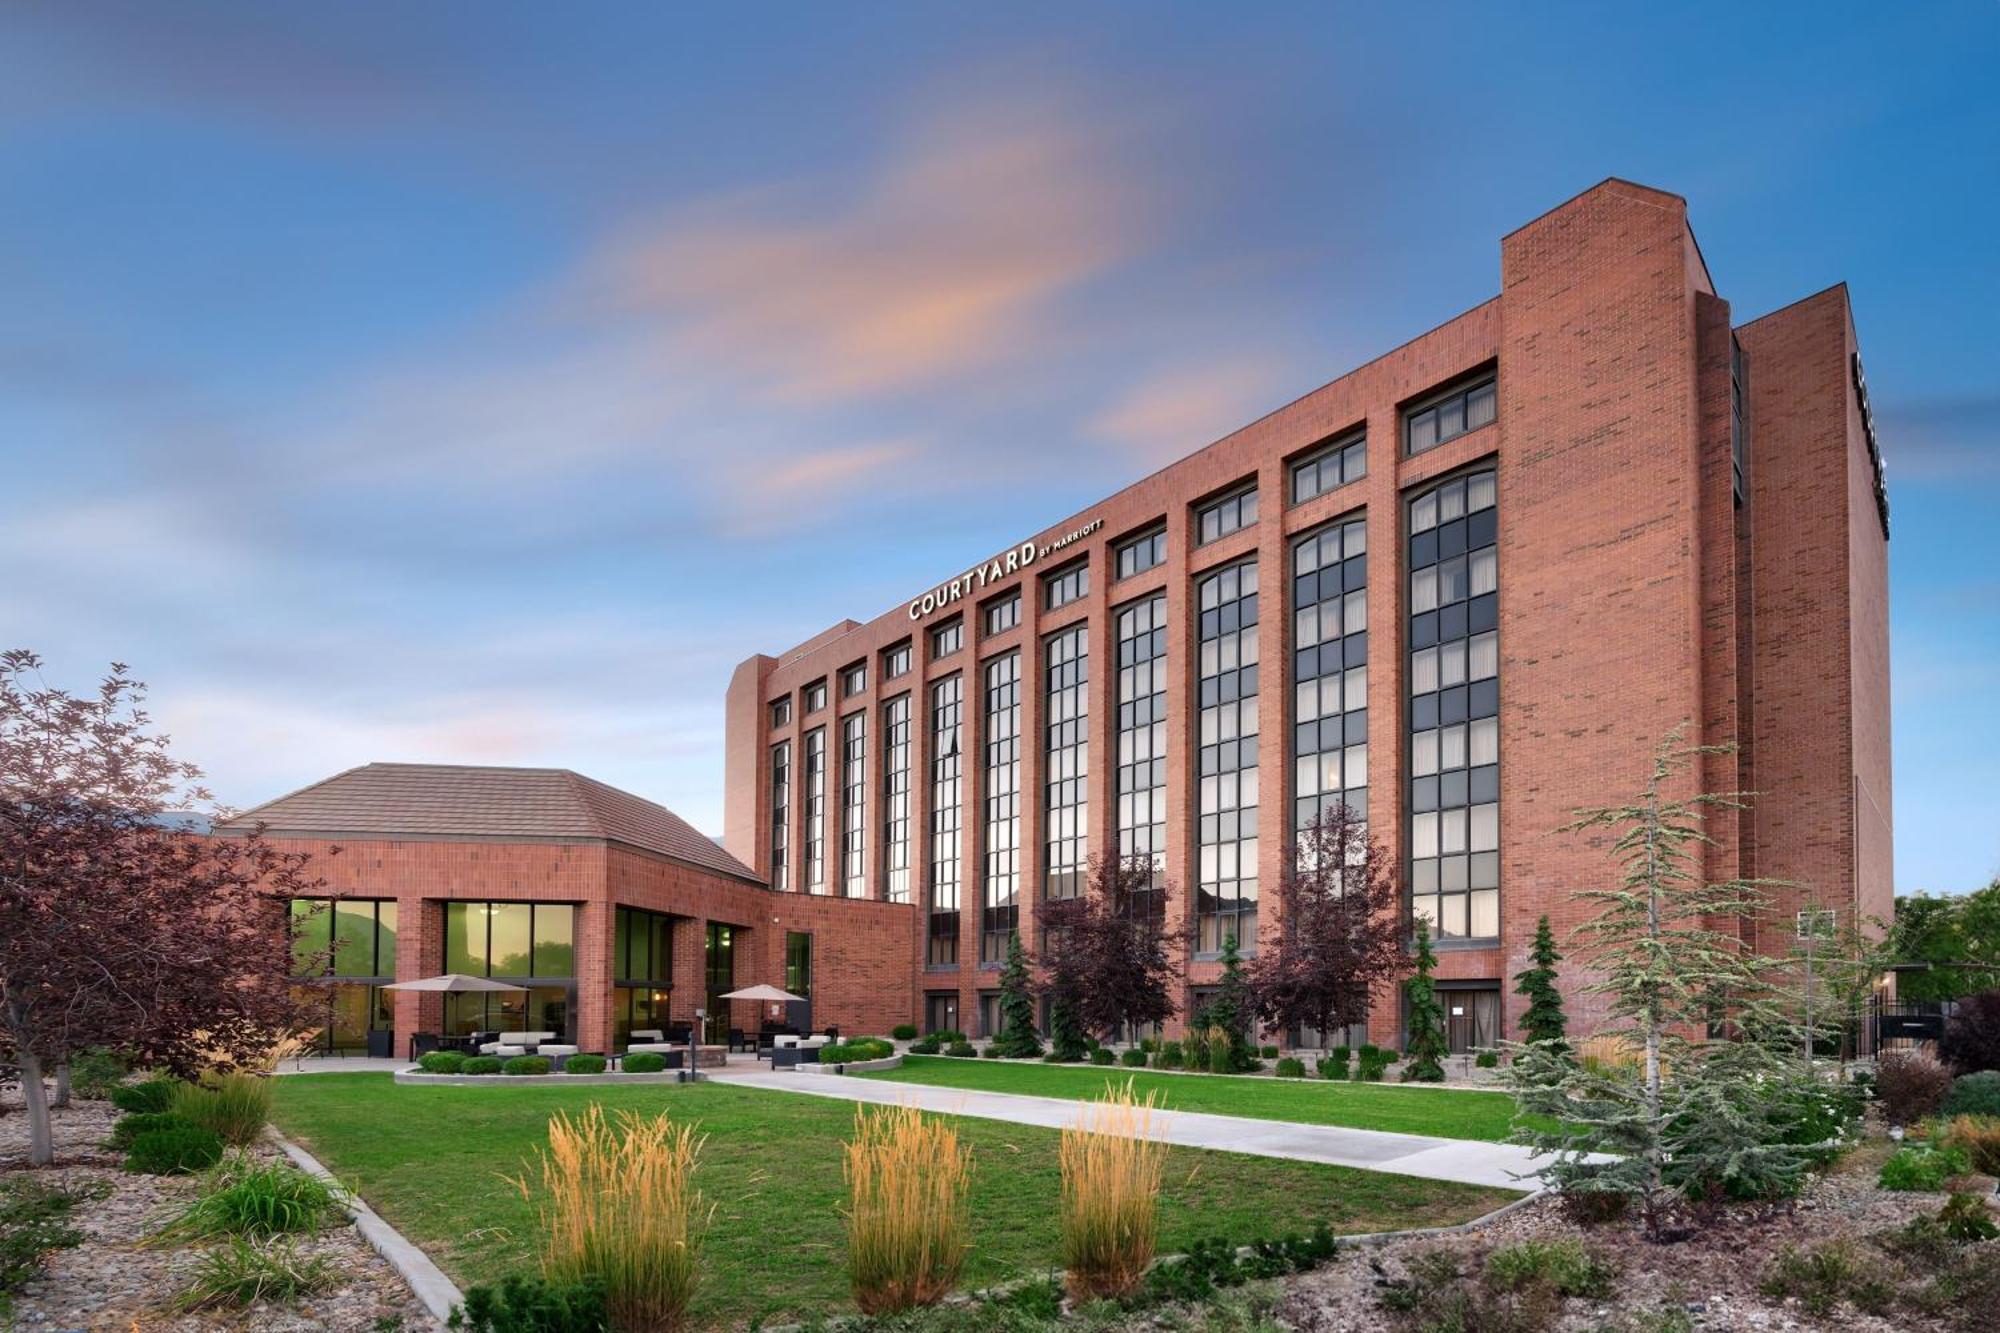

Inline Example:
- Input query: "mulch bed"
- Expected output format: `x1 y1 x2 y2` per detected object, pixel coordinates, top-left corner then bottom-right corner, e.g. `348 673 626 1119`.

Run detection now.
2 1086 437 1331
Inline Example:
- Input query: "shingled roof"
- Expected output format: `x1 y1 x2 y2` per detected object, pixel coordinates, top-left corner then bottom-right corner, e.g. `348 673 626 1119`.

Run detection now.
213 763 760 883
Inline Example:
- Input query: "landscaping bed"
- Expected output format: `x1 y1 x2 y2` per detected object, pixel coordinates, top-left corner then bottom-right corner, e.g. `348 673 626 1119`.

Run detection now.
0 1086 434 1331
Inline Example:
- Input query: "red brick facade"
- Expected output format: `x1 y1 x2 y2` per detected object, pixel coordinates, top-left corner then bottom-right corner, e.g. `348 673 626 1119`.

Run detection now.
723 179 1894 1048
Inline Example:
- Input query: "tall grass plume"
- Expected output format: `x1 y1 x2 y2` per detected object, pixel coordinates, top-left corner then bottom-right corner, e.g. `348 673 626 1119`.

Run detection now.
168 1072 274 1147
1059 1079 1169 1300
518 1104 709 1333
843 1103 973 1313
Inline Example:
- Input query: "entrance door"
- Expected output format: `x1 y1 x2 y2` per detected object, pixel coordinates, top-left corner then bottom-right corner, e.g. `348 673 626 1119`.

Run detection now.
1444 988 1501 1054
926 992 959 1035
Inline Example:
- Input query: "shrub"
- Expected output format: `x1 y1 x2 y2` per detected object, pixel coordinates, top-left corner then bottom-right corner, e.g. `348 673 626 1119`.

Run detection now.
981 1046 1000 1058
1475 1049 1500 1069
1936 1192 2000 1242
157 1153 346 1240
1156 1041 1183 1070
111 1077 181 1115
1139 1038 1158 1054
1938 989 2000 1074
419 1050 469 1074
124 1123 226 1175
1878 1142 1971 1192
169 1073 274 1147
620 1053 665 1074
908 1037 942 1055
1317 1053 1350 1081
563 1054 608 1076
1119 1048 1147 1068
824 1038 893 1063
1090 1048 1115 1066
68 1048 130 1100
1940 1114 2000 1175
1060 1081 1168 1301
110 1111 191 1148
1942 1070 2000 1118
504 1056 552 1076
1877 1049 1954 1125
173 1237 338 1310
1182 1027 1210 1073
1260 1045 1280 1059
1484 1238 1616 1299
1356 1046 1391 1082
0 1177 95 1300
891 1024 920 1041
932 1029 967 1044
526 1105 707 1333
945 1041 978 1059
461 1055 505 1076
1206 1027 1234 1075
1274 1057 1306 1079
1760 1240 1864 1319
844 1103 972 1314
450 1274 610 1331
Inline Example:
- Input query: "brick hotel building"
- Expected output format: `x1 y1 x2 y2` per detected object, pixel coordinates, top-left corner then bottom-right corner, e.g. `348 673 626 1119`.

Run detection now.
722 178 1893 1051
226 179 1890 1058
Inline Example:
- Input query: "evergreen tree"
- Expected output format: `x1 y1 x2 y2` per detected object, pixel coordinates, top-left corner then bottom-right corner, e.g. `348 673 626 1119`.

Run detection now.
1513 915 1569 1054
990 933 1043 1058
1505 727 1836 1235
1402 919 1449 1081
1046 993 1089 1062
1202 935 1258 1071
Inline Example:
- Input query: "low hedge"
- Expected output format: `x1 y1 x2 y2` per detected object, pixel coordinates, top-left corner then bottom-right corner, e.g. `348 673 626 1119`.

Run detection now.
1943 1072 2000 1119
822 1038 893 1063
110 1077 182 1115
110 1110 189 1148
124 1122 224 1175
1090 1048 1115 1066
623 1052 667 1074
563 1054 608 1075
503 1056 552 1076
945 1041 978 1058
890 1024 920 1041
908 1037 942 1055
1120 1049 1148 1067
417 1050 468 1074
1275 1056 1307 1078
459 1056 503 1076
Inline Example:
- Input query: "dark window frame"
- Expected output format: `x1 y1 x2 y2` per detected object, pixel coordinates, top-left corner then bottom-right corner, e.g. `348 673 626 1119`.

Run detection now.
1404 371 1497 457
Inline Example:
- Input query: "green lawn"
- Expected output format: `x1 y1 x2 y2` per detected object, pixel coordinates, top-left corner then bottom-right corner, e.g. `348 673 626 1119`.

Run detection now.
855 1056 1538 1142
274 1074 1516 1329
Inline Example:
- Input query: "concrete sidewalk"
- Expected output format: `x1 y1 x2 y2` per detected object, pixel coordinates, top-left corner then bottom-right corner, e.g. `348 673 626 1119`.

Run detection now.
708 1066 1555 1191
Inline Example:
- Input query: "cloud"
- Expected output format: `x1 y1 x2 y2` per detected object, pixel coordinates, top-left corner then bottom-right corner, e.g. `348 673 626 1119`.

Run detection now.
1877 394 2000 483
1087 358 1290 464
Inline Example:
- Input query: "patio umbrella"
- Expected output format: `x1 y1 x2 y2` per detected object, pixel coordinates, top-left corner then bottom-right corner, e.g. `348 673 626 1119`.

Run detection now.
717 983 807 1004
383 974 528 1038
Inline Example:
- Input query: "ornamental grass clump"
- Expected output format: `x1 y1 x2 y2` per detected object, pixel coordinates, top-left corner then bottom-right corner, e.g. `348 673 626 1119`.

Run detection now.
842 1103 972 1314
1059 1079 1169 1301
168 1072 274 1147
520 1105 710 1333
156 1153 347 1241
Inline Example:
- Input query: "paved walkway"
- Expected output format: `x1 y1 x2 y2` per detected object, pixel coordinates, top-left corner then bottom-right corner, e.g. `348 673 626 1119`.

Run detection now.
708 1066 1556 1191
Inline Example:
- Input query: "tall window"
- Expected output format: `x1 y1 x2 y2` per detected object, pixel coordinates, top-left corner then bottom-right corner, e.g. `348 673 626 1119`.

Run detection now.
1291 433 1367 504
1197 484 1258 543
770 697 791 728
1044 561 1088 611
928 676 963 966
1408 468 1499 940
841 663 866 697
1731 337 1748 506
1044 624 1089 901
1115 594 1167 921
612 906 673 1047
839 711 867 897
703 923 735 1044
803 727 827 894
1293 516 1369 831
985 592 1021 635
980 651 1022 963
785 931 813 999
1196 560 1260 952
884 641 912 680
1116 526 1166 578
805 680 827 712
289 898 397 1055
442 901 575 1037
1405 373 1496 456
769 740 791 891
931 618 963 660
882 693 912 903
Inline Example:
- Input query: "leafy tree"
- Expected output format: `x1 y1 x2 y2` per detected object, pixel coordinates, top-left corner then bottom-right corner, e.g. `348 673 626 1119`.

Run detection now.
1786 907 1897 1067
1506 727 1832 1235
1513 915 1569 1054
1034 852 1182 1049
1 652 326 1166
988 933 1043 1058
1938 989 2000 1075
1248 806 1406 1050
1893 884 2000 1003
1401 920 1448 1082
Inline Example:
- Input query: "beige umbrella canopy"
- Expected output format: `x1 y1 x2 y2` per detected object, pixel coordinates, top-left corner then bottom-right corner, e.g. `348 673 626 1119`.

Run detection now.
382 974 527 994
717 983 807 1004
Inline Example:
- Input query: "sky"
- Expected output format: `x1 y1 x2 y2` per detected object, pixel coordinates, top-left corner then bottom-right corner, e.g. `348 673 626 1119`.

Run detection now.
2 5 1996 894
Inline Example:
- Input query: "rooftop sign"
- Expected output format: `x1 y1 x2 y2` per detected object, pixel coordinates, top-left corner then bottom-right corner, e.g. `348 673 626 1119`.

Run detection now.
906 518 1104 621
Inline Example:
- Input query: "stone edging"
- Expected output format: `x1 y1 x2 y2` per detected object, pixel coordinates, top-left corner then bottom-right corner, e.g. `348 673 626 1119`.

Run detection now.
269 1128 463 1324
392 1068 693 1087
801 1053 904 1075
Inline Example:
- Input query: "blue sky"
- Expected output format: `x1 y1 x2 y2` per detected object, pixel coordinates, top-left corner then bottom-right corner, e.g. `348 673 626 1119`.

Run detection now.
3 5 1995 892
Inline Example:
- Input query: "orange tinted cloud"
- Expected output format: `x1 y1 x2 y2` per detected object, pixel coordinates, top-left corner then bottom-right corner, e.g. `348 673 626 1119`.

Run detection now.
1087 359 1287 465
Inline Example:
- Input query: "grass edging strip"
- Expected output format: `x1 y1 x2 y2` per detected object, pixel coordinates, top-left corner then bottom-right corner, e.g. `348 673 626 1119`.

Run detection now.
267 1127 464 1322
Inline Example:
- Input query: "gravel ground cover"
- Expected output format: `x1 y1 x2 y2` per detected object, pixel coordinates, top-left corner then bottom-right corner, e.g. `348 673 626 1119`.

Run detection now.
1 1086 436 1332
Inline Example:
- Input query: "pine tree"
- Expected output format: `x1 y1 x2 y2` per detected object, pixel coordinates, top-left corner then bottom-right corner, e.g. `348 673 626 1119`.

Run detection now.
1203 935 1258 1071
990 933 1044 1058
1513 915 1569 1054
1047 994 1089 1062
1402 919 1449 1081
1504 727 1832 1236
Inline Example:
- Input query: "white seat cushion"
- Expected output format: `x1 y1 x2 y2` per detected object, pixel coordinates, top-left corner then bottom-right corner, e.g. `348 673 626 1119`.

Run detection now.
626 1043 675 1054
487 1044 526 1058
774 1035 801 1048
538 1045 579 1057
499 1031 554 1045
630 1029 666 1042
799 1035 830 1048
